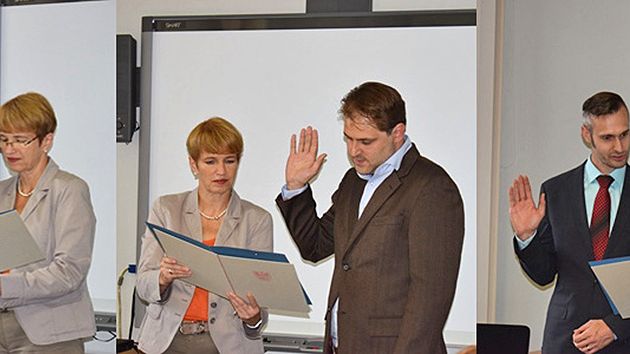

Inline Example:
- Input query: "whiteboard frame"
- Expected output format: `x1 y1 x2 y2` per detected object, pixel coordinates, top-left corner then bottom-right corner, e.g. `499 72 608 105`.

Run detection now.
138 11 476 343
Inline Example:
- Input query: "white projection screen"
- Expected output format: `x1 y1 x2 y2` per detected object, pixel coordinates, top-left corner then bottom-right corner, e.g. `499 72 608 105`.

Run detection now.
0 0 116 313
141 12 476 343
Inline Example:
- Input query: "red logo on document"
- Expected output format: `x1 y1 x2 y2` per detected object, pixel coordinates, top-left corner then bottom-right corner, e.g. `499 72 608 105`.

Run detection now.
253 271 272 281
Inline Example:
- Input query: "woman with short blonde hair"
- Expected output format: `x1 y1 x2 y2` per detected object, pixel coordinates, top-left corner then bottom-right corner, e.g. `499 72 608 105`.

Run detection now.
0 92 96 353
136 117 272 354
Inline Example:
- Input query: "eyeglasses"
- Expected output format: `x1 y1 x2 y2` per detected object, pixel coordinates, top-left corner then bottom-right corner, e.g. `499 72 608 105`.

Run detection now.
0 135 39 148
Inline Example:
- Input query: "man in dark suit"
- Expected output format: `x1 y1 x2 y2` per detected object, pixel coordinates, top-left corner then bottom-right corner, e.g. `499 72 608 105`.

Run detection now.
275 82 465 354
509 91 630 353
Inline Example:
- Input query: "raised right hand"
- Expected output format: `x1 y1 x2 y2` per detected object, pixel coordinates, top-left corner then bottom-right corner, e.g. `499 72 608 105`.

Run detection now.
159 256 192 288
285 126 327 190
508 175 546 240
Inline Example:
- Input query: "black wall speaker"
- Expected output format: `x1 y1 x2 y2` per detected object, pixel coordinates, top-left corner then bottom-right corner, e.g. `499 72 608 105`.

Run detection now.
116 34 138 143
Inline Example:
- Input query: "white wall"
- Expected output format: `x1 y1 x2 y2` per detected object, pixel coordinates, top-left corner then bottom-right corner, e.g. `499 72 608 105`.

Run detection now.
1 0 116 313
493 0 630 350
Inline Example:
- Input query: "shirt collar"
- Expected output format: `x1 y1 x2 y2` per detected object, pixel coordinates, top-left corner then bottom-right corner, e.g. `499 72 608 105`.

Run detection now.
584 156 626 190
357 135 412 180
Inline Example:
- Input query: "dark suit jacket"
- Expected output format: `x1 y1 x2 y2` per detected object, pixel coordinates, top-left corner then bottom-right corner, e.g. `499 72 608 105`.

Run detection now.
276 145 464 354
515 163 630 354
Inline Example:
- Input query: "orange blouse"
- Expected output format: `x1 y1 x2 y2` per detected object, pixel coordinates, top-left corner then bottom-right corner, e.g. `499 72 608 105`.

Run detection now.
182 238 215 322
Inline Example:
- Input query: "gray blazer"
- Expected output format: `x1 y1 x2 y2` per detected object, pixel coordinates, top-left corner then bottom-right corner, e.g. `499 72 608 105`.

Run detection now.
136 189 273 354
0 159 96 345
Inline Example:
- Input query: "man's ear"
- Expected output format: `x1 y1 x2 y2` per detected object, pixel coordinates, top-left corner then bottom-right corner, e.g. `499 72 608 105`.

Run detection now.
391 123 406 144
581 125 593 149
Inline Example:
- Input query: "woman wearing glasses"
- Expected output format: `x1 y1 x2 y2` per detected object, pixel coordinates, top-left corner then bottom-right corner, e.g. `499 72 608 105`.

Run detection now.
136 117 272 354
0 92 96 353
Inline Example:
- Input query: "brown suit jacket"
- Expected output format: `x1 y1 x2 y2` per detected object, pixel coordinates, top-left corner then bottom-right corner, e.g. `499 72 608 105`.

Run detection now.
276 145 464 354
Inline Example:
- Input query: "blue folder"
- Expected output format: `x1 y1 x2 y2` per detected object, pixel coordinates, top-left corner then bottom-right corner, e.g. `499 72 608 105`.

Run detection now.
589 256 630 316
147 222 312 305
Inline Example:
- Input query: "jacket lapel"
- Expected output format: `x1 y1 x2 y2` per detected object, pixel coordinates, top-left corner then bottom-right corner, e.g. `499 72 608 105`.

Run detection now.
569 163 596 259
344 174 401 254
341 146 419 258
0 177 17 212
216 190 241 246
605 164 630 258
183 188 202 241
335 177 365 254
20 159 58 221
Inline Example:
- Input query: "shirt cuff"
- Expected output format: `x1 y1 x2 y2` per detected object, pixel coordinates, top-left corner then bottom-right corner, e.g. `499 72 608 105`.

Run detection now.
515 231 537 250
281 184 308 201
245 318 263 329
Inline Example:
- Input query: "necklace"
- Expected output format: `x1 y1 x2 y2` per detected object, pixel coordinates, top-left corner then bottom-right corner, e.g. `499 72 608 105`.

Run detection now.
199 207 228 221
17 179 34 197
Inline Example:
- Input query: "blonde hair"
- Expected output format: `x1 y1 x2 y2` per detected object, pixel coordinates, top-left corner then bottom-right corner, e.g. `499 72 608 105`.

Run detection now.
0 92 57 139
186 117 244 161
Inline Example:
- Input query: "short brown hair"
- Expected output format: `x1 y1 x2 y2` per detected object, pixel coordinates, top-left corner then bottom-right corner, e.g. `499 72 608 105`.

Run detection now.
0 92 57 139
186 117 244 161
582 91 628 129
339 82 406 133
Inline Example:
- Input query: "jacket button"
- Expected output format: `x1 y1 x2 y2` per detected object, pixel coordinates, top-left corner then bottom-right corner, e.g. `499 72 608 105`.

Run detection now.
342 263 350 271
209 317 216 324
211 302 217 308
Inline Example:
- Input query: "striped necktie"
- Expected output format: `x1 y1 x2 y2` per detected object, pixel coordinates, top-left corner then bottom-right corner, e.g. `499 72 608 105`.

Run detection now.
590 175 614 261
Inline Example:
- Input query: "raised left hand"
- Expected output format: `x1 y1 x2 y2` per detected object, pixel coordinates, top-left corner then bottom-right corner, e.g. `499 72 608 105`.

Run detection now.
573 319 615 353
227 291 262 326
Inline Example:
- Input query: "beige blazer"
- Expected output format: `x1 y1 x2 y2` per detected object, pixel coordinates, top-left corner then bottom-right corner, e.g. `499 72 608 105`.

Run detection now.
136 189 273 354
0 159 96 345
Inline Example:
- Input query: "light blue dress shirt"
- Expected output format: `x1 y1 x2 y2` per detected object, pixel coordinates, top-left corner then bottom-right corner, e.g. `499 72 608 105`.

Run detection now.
281 136 412 347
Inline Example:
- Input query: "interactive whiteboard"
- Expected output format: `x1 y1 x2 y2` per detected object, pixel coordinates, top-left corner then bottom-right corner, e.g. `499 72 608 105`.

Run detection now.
141 12 476 343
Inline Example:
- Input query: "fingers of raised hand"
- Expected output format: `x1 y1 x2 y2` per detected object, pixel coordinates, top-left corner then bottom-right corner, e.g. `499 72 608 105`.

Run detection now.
290 134 297 154
298 128 306 152
508 183 518 207
310 128 320 155
514 175 527 202
523 175 533 199
509 175 540 206
509 178 523 204
303 127 313 152
296 127 315 154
